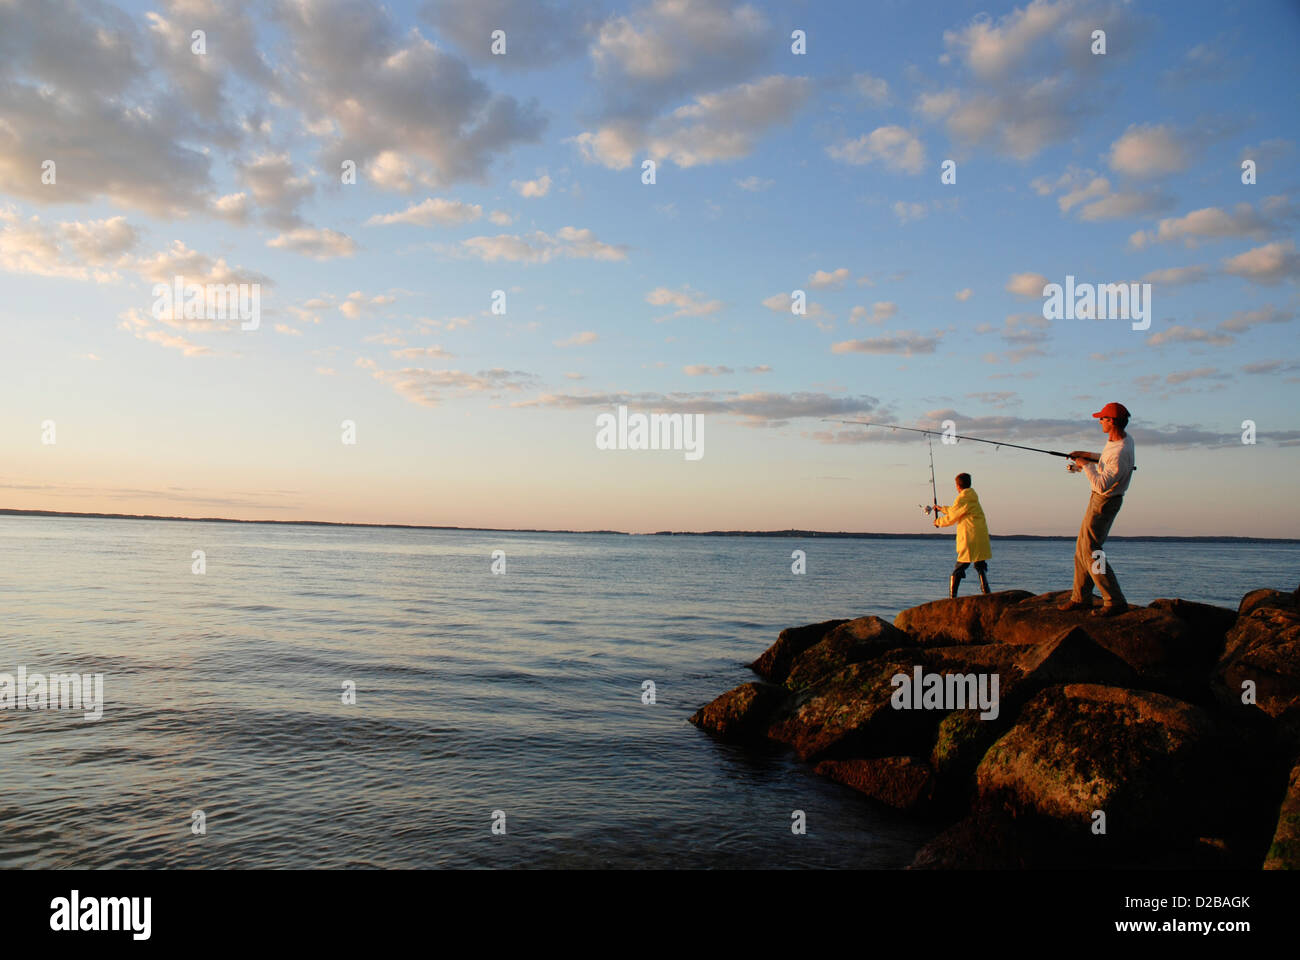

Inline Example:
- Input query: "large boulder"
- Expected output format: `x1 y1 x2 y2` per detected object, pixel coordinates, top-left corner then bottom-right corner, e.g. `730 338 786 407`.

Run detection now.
749 619 848 683
1213 600 1300 746
769 644 1024 763
766 657 938 761
1239 588 1298 620
893 590 1034 646
991 592 1212 697
1264 760 1300 870
927 628 1139 797
814 757 935 813
688 682 788 743
1148 598 1235 662
785 616 910 690
976 684 1254 849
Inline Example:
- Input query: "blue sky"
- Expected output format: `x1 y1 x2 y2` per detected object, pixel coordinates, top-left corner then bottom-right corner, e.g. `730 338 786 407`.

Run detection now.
1 0 1298 535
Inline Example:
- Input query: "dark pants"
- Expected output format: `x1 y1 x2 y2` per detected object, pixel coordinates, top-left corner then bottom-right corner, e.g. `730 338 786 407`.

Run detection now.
952 560 988 579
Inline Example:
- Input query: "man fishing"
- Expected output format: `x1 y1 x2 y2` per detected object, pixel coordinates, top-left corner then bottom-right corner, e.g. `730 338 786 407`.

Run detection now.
1058 402 1135 617
932 472 992 597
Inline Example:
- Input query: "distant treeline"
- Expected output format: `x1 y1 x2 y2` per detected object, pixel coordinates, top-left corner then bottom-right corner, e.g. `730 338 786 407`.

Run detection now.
1 509 1296 544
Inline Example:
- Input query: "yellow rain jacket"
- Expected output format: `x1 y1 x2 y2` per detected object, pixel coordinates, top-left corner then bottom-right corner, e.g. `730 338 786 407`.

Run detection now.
934 488 992 562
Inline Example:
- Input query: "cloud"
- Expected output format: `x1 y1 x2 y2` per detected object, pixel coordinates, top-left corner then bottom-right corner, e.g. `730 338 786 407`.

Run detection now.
734 175 774 192
924 0 1133 160
554 331 599 347
489 210 514 225
831 332 940 355
1242 358 1300 375
745 364 772 374
683 364 733 376
1239 139 1295 177
1146 325 1233 347
982 312 1050 344
366 197 483 227
235 153 314 228
850 302 898 325
827 125 925 174
278 0 546 190
358 358 536 406
1129 197 1296 248
892 201 928 224
1033 165 1174 222
574 74 812 169
0 210 139 279
1005 272 1048 297
1218 305 1293 333
513 389 881 427
460 226 628 263
808 268 850 289
511 174 552 198
1163 367 1227 386
267 227 356 260
955 288 973 302
815 411 1240 449
391 345 455 359
420 0 599 69
1222 240 1300 285
853 72 890 105
1141 266 1208 286
646 285 724 320
1107 123 1191 177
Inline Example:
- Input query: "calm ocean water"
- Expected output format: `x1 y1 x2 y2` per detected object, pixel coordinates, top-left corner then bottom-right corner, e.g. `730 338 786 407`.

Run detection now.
1 516 1296 869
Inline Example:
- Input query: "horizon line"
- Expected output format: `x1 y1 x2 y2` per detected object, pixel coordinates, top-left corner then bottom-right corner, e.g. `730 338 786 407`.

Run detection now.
2 508 1297 544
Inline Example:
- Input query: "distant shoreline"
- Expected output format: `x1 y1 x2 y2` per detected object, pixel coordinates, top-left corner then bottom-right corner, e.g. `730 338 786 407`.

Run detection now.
2 508 1296 544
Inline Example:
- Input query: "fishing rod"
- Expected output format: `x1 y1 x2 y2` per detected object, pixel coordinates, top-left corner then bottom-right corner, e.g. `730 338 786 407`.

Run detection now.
923 430 939 520
822 419 1100 466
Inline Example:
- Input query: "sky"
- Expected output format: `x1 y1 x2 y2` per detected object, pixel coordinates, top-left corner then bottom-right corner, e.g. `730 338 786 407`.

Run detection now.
1 0 1298 536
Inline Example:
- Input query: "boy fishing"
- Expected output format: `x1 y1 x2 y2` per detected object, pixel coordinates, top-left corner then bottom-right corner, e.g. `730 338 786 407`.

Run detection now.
932 472 992 597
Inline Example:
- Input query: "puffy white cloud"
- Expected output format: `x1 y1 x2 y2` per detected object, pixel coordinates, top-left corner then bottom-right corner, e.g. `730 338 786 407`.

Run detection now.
1005 272 1048 297
511 175 552 198
1222 241 1300 285
828 126 925 174
1146 325 1233 347
576 74 811 169
683 364 733 376
646 286 724 319
1107 123 1190 177
460 226 628 263
808 268 850 289
955 288 973 302
366 197 483 227
266 227 356 260
359 360 537 406
1129 198 1296 248
831 331 940 355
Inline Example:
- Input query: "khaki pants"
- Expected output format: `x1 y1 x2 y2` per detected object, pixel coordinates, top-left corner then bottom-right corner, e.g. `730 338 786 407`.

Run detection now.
1071 492 1126 606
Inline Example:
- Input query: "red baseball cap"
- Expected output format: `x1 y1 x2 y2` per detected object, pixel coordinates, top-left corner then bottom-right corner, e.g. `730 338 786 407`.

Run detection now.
1093 402 1130 420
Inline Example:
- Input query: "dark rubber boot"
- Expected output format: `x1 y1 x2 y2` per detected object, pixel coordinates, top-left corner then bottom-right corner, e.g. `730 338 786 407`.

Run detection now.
949 574 961 598
978 570 991 594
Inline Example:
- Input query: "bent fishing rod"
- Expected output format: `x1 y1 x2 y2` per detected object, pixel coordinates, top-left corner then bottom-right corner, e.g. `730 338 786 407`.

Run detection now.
821 419 1100 465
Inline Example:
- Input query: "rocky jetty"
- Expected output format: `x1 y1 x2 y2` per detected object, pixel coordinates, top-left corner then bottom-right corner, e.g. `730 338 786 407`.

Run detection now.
690 586 1300 869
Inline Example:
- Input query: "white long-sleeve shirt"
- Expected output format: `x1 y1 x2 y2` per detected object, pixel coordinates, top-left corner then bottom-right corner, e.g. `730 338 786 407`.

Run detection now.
1083 433 1135 497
